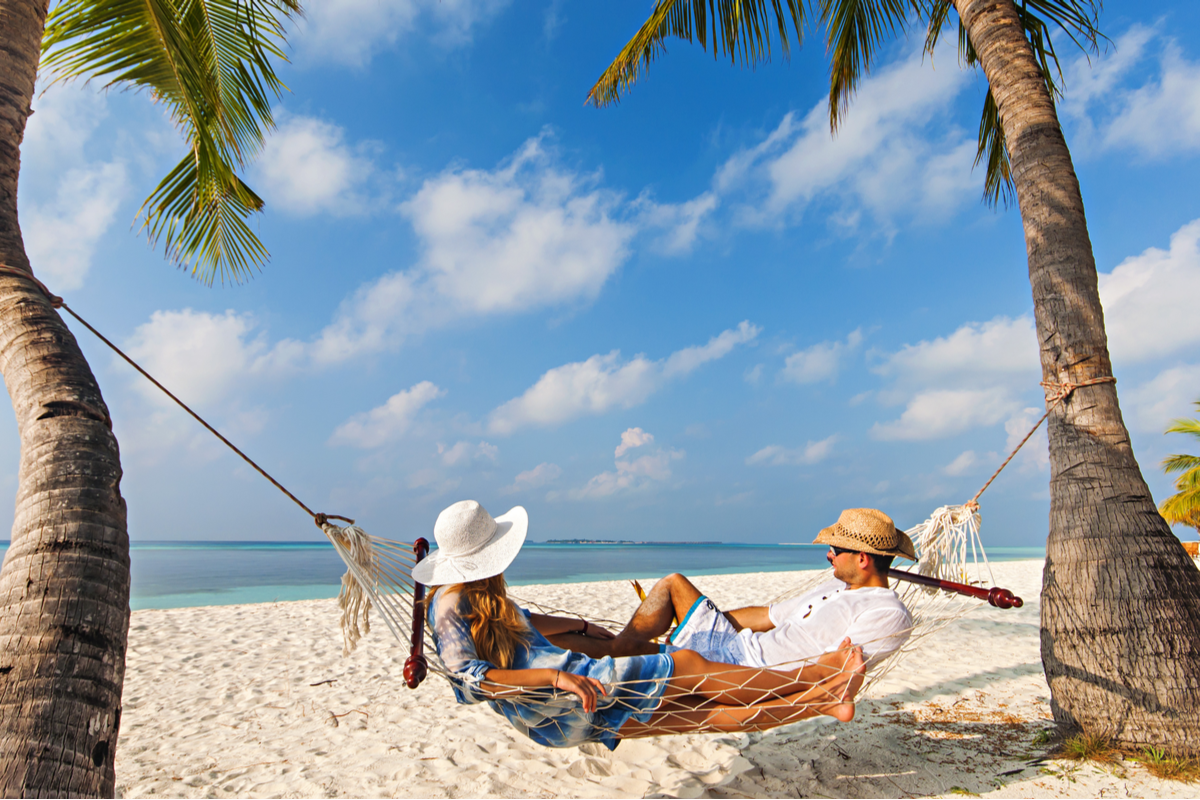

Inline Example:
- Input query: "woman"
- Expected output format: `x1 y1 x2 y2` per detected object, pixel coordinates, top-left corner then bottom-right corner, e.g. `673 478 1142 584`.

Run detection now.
415 500 866 750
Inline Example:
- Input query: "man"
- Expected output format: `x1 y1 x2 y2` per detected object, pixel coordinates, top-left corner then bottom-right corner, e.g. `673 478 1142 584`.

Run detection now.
558 508 915 671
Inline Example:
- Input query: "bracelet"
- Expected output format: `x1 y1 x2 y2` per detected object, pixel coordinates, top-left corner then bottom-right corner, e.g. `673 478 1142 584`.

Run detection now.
577 620 588 636
554 670 561 690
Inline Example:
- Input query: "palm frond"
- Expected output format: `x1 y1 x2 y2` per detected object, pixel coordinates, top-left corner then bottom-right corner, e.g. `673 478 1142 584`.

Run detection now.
922 0 1103 208
42 0 301 283
1164 417 1200 441
919 0 952 59
1163 454 1200 475
590 0 1105 211
820 0 912 131
1160 401 1200 528
588 0 806 107
974 88 1014 208
1159 467 1200 529
143 148 268 281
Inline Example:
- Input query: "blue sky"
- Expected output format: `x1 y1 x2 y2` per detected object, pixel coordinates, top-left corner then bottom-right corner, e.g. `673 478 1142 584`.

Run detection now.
4 0 1200 546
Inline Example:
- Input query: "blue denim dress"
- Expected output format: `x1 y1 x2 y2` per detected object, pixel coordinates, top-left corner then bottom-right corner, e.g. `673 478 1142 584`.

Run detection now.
428 588 674 750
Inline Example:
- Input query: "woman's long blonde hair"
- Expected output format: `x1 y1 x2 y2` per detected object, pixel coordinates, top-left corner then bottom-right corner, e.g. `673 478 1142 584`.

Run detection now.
438 574 531 668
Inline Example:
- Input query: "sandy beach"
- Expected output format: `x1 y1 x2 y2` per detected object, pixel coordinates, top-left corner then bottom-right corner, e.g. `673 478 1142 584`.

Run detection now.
114 559 1197 798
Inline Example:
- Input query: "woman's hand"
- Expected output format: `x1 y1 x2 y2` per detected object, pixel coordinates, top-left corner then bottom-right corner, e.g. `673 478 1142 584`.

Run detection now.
582 622 616 640
553 670 607 713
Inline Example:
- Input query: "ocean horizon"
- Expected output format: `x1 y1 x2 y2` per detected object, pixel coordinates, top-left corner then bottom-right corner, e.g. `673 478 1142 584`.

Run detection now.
0 539 1047 610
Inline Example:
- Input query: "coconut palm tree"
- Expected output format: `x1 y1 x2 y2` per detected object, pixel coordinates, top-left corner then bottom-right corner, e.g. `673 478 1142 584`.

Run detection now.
1161 401 1200 535
588 0 1200 753
0 0 297 793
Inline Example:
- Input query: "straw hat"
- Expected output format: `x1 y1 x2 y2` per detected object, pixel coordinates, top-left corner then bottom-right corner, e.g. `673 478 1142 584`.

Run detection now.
813 508 917 561
411 500 528 585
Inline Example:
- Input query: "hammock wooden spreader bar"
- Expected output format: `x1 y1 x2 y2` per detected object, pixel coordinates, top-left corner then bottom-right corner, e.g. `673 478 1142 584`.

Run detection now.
887 568 1023 609
404 537 430 689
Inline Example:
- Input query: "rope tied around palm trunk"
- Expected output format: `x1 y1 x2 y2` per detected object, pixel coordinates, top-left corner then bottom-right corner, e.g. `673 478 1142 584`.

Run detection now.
964 374 1117 511
0 264 354 530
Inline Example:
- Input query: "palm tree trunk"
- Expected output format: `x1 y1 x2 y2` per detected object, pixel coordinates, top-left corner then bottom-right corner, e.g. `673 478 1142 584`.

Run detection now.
954 0 1200 753
0 0 131 795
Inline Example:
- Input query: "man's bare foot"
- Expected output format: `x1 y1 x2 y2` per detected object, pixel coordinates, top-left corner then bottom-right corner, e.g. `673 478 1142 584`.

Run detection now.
815 639 866 722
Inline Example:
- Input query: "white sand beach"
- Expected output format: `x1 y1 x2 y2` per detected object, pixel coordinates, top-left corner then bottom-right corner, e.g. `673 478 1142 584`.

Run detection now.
115 559 1197 798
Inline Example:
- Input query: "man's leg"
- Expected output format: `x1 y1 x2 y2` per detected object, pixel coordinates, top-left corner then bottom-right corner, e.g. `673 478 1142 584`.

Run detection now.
550 573 705 658
620 573 704 642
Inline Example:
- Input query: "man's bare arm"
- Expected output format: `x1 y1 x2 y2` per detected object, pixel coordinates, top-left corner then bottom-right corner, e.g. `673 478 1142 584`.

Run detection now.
723 606 774 632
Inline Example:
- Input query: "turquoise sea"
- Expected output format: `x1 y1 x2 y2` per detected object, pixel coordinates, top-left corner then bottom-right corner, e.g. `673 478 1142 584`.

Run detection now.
0 540 1046 611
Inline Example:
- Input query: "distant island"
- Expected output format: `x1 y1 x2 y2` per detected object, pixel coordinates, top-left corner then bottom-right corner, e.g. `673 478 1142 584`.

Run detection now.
542 539 723 545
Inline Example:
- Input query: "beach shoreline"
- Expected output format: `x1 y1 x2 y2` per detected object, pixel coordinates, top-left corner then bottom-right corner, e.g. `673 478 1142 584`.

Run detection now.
115 559 1196 798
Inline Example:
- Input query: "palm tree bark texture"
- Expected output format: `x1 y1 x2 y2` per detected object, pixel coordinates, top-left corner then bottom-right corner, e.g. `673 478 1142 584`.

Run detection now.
954 0 1200 750
0 0 130 795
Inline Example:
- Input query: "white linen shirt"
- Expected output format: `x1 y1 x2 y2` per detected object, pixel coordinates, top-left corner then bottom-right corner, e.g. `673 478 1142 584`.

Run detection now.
736 578 912 669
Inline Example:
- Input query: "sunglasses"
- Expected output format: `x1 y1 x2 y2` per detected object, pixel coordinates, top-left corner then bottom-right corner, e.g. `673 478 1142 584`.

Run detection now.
830 546 860 557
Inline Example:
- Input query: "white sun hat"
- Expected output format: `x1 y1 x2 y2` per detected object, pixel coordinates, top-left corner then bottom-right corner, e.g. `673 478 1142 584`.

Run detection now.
411 500 528 585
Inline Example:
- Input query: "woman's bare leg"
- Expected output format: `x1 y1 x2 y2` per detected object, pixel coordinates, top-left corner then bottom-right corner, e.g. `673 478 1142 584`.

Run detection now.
663 638 865 707
618 648 867 738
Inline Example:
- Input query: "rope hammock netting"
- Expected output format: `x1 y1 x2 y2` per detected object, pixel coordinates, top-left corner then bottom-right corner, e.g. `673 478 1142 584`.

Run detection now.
320 501 1019 742
1 265 1115 745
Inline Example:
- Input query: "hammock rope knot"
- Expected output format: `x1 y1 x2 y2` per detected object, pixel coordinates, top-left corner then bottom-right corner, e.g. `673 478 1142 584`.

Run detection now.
966 374 1117 508
323 523 376 656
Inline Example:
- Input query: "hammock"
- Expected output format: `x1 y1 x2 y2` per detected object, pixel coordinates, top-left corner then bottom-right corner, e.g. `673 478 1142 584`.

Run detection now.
321 502 1022 742
0 267 1057 743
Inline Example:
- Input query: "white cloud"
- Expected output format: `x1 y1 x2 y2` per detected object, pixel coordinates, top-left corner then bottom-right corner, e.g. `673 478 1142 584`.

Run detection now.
122 309 295 407
1099 219 1200 365
944 450 978 476
1062 27 1154 119
715 50 975 227
746 435 837 466
301 136 639 365
487 322 759 434
292 0 509 68
1105 46 1200 154
870 315 1039 442
662 321 760 378
871 389 1021 441
615 427 654 457
876 316 1037 388
1003 407 1049 471
19 83 126 290
22 82 109 172
310 271 419 366
1124 365 1200 435
559 430 683 500
255 114 375 216
406 468 461 496
438 440 498 466
1064 27 1200 157
502 462 562 494
24 163 126 290
329 381 446 447
210 134 640 368
403 136 635 315
488 351 657 435
635 191 719 254
115 310 304 463
866 216 1200 445
781 329 863 384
